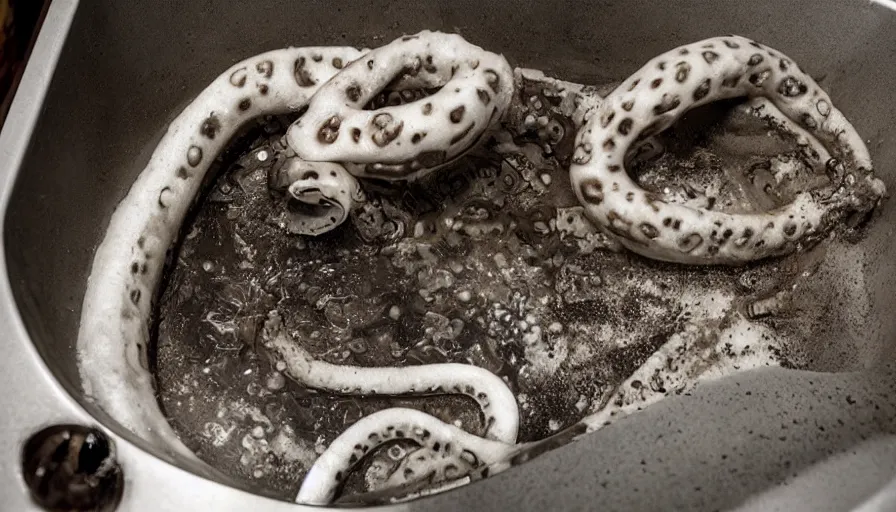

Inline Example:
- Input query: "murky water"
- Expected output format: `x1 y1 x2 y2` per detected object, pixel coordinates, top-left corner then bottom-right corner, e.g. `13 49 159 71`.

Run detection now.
154 90 874 501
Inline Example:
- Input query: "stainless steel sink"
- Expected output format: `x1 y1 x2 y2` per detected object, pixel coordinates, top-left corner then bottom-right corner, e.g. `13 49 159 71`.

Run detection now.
4 0 896 510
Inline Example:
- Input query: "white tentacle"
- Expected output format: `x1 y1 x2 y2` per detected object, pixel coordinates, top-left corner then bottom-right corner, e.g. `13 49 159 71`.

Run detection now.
295 408 514 505
569 35 886 265
262 312 520 444
76 45 366 459
287 30 515 180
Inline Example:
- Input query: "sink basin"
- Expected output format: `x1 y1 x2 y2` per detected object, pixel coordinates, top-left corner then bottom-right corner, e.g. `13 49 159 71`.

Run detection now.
3 0 896 510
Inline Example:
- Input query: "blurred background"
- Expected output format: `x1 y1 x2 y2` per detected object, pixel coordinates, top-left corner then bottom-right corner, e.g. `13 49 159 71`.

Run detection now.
1 0 50 124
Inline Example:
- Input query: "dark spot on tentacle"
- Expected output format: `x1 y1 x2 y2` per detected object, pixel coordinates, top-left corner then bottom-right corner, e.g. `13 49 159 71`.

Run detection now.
779 59 791 71
332 57 344 69
627 79 640 91
580 178 604 204
626 192 635 202
749 70 771 87
702 43 715 49
411 132 426 144
422 103 433 115
748 54 764 66
294 57 317 87
417 150 447 168
707 245 719 255
229 68 247 87
608 164 622 172
600 111 616 128
603 138 616 151
301 170 319 181
423 55 437 73
367 59 375 70
255 60 274 78
678 233 703 252
650 78 663 89
450 122 476 145
477 89 491 105
778 76 808 97
318 116 341 144
130 288 141 306
702 51 720 64
675 62 691 83
130 262 139 274
573 143 592 164
346 84 362 102
238 98 251 111
722 75 741 88
177 167 190 180
678 48 690 55
693 79 711 101
351 128 361 143
187 146 202 167
657 61 667 71
432 442 441 452
395 430 405 438
335 471 343 482
401 35 419 41
653 93 681 115
371 113 403 147
749 41 763 49
200 116 221 139
450 106 466 123
484 70 501 93
801 113 818 129
723 39 741 49
640 223 660 238
735 228 754 246
258 84 269 95
618 118 633 135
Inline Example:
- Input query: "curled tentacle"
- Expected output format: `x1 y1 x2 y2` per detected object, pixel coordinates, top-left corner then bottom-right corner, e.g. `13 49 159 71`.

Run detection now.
286 30 515 180
262 312 520 444
295 408 514 505
269 156 364 235
570 35 886 265
76 46 366 459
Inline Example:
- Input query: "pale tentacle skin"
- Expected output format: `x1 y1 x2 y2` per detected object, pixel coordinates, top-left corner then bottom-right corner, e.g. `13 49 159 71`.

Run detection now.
287 30 514 180
268 156 365 235
295 408 515 505
262 312 519 444
76 45 366 459
570 35 886 265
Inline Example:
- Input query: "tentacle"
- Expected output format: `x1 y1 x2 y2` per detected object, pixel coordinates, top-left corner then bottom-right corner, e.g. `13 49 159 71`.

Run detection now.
75 46 366 458
295 408 514 505
262 312 520 443
286 30 515 180
268 156 364 235
570 35 886 265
